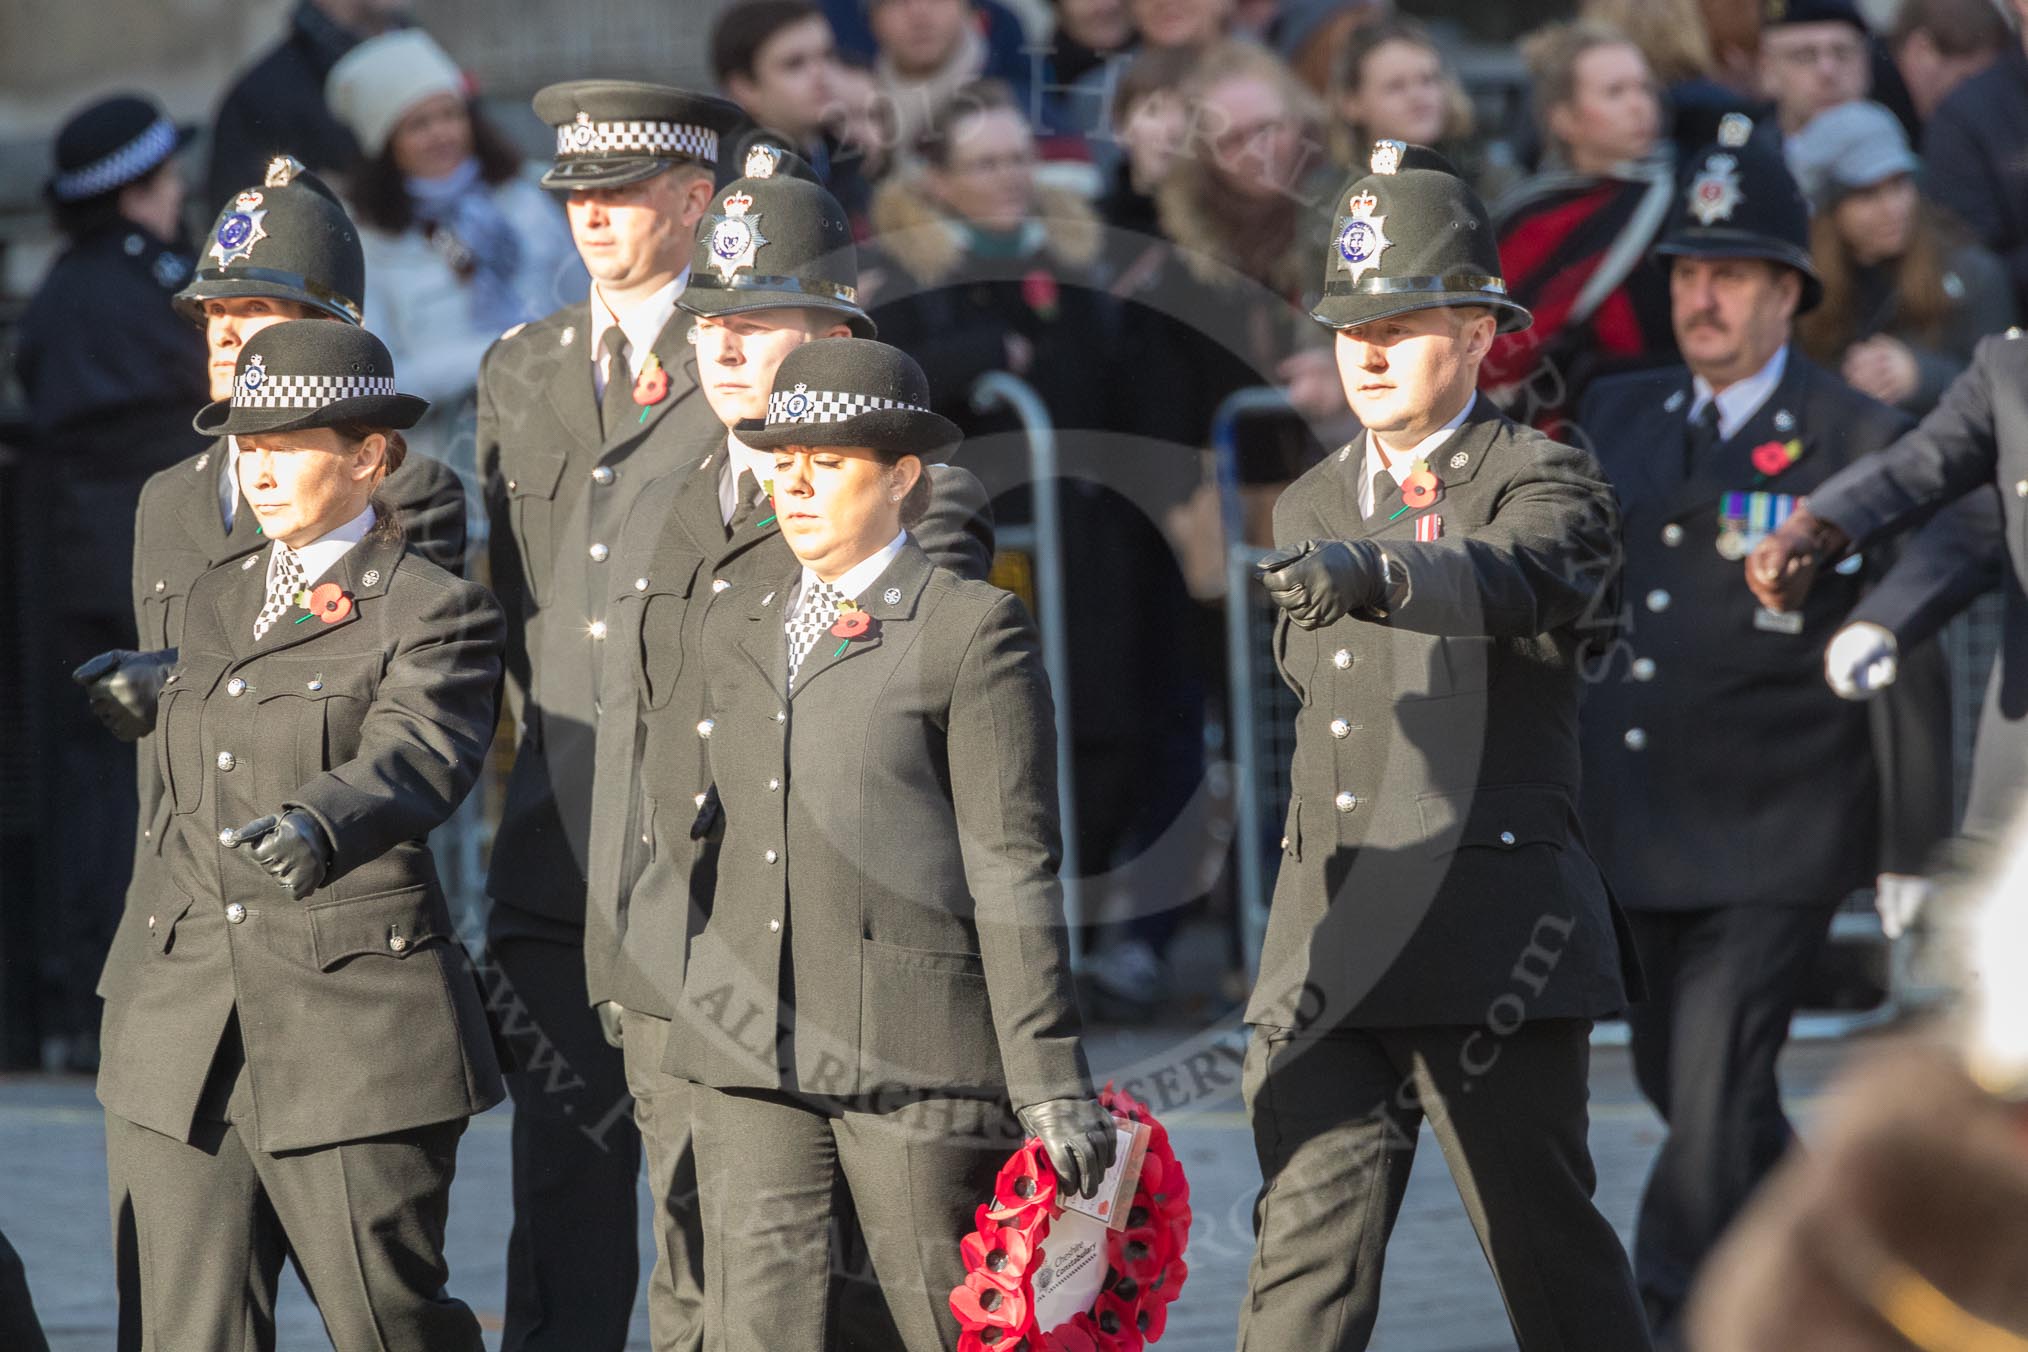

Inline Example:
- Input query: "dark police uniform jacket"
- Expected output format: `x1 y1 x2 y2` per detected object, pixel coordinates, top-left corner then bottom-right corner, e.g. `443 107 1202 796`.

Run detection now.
1246 398 1636 1032
1576 354 1947 909
105 442 466 1001
476 303 724 925
665 542 1091 1111
97 528 505 1153
583 447 994 1018
1804 330 2028 835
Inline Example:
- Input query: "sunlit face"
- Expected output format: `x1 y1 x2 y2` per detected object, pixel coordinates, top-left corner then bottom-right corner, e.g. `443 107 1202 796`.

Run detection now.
693 309 852 426
566 169 710 293
929 107 1037 233
732 15 838 142
1669 256 1800 387
1334 306 1495 441
770 445 922 580
236 426 387 548
1202 75 1305 201
1550 42 1660 171
1758 21 1870 130
204 297 320 401
387 92 473 180
1832 173 1917 266
1342 39 1447 146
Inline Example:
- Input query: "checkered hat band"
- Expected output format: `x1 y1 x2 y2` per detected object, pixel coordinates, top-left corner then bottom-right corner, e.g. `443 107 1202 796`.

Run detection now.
766 389 929 425
233 373 396 409
555 120 718 162
52 118 177 202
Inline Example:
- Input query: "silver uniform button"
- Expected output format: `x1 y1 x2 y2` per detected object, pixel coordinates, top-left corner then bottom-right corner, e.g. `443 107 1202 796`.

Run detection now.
592 466 615 486
1334 791 1359 813
764 849 779 864
1645 589 1671 613
589 542 609 563
636 577 650 591
2016 479 2028 498
225 903 246 924
1499 830 1517 846
712 579 731 594
1329 718 1351 739
1661 524 1685 547
216 751 235 771
767 777 780 791
218 829 235 846
154 579 166 592
773 710 786 724
1631 657 1657 682
226 678 247 697
389 933 408 952
589 620 608 639
1332 649 1352 670
696 718 715 739
307 679 322 691
694 791 708 808
1624 728 1648 751
768 918 781 932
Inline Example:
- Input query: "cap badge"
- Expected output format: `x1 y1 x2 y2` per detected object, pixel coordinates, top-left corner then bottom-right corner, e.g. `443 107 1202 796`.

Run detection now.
782 382 812 419
1336 189 1391 283
567 111 598 152
264 155 305 188
1717 112 1754 149
744 144 780 179
238 353 268 396
1370 140 1405 176
707 190 768 282
1687 154 1743 226
211 190 269 268
883 587 902 605
361 569 380 588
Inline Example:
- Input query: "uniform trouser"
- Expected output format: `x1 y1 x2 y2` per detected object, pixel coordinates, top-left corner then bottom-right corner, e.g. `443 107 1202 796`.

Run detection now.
488 906 639 1352
1623 903 1838 1336
1238 1020 1652 1352
108 1032 481 1352
0 1225 51 1352
619 1008 704 1352
688 1081 1021 1352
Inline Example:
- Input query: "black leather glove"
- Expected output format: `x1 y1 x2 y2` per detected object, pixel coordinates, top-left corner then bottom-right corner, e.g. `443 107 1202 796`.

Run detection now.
1016 1097 1118 1200
225 811 332 900
72 648 177 742
1257 539 1387 629
595 1000 626 1048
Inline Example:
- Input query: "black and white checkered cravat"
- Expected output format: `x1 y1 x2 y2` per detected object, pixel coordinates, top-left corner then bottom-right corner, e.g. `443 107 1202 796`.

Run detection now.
254 544 306 641
786 580 844 691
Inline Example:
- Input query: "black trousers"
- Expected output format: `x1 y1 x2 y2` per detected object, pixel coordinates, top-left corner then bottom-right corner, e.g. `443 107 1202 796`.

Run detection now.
488 906 640 1352
1239 1020 1651 1352
0 1225 50 1352
1623 903 1837 1335
688 1082 1021 1352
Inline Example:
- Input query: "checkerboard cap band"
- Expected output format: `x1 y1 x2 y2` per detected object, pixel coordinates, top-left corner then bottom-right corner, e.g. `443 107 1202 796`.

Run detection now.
765 388 930 426
52 118 177 202
555 119 718 162
233 373 397 409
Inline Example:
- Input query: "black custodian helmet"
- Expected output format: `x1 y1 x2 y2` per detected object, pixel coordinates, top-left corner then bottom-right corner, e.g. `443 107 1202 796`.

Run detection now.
1655 113 1823 312
174 155 366 325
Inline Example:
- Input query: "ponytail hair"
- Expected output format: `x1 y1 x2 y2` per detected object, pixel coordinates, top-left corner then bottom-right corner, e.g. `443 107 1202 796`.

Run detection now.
332 421 409 542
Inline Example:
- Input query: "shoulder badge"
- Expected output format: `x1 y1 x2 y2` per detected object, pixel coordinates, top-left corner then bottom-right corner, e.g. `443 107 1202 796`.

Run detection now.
707 189 768 282
1336 189 1392 283
1687 154 1743 226
1370 140 1405 176
211 189 270 268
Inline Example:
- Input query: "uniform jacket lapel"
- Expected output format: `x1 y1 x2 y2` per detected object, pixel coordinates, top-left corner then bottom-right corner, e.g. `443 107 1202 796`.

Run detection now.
601 313 703 456
1347 403 1503 541
220 532 405 660
545 306 603 462
1664 356 1813 519
737 570 795 700
785 545 933 696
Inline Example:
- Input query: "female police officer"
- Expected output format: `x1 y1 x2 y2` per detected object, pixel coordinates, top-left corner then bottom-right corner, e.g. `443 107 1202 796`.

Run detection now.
95 320 504 1351
669 337 1112 1352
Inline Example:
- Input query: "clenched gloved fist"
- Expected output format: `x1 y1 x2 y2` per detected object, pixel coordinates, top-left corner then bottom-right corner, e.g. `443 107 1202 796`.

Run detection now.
1746 507 1850 614
595 1000 626 1048
225 811 332 900
72 648 178 742
1824 622 1899 701
1256 539 1388 629
1016 1096 1118 1200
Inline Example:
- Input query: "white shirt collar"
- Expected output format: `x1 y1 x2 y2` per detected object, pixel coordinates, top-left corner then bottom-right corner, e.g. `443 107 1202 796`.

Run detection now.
588 271 689 391
1359 393 1475 518
1691 344 1788 441
719 430 776 525
797 531 908 612
266 503 376 592
221 435 241 530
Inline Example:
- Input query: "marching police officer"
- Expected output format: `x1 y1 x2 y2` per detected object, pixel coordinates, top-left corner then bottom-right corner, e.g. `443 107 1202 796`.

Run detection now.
1242 142 1650 1351
1575 115 1952 1344
474 79 741 1350
14 93 206 1071
580 147 992 1351
96 320 504 1349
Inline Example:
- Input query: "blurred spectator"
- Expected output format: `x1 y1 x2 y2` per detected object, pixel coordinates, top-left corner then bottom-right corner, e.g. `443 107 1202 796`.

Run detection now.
1328 17 1499 194
326 30 584 497
1481 20 1675 430
866 0 1035 162
1585 0 1762 154
713 1 876 222
1791 100 2013 417
1061 0 1234 182
1889 0 2010 122
820 0 1035 99
1273 0 1390 96
206 0 407 208
824 52 895 217
1756 0 1871 134
1097 45 1196 246
1921 0 2028 313
1037 0 1136 137
14 94 208 1070
1700 0 1769 94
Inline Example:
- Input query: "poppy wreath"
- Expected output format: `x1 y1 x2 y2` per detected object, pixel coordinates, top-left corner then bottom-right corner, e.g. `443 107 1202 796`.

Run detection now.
950 1084 1191 1352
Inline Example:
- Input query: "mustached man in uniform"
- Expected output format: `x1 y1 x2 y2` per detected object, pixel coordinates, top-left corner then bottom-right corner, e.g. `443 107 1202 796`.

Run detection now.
1241 140 1650 1351
473 80 741 1351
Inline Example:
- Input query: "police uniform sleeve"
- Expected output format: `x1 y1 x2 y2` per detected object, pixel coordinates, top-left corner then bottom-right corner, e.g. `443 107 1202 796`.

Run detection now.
382 452 467 575
947 590 1092 1110
474 337 530 728
1844 487 2007 651
283 577 505 879
914 463 996 581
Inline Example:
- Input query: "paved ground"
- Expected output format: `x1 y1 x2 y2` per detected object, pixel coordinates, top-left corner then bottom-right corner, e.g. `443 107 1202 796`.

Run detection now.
0 1019 1871 1352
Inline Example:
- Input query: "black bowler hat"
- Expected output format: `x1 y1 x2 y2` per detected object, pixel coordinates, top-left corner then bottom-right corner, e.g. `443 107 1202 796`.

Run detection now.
680 145 874 337
533 80 744 190
174 156 366 324
45 93 192 204
1655 114 1822 312
1310 140 1532 334
193 320 426 438
1761 0 1868 35
737 338 961 457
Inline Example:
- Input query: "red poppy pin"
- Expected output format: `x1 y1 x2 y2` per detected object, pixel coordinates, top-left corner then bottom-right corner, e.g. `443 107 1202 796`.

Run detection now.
1750 437 1803 483
294 581 354 625
633 352 669 414
827 604 877 657
1021 268 1060 320
1389 459 1442 521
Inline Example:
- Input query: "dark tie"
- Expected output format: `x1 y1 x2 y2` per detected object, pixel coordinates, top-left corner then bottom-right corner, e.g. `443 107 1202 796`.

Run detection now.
726 468 764 537
600 325 634 436
1683 399 1721 475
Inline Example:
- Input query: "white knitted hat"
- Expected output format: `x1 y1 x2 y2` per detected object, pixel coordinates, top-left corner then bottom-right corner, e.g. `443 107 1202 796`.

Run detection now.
325 29 467 159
